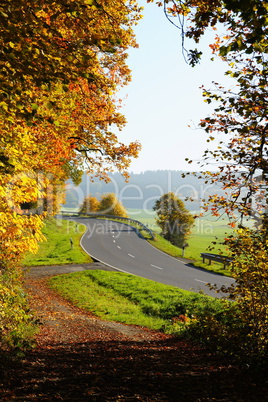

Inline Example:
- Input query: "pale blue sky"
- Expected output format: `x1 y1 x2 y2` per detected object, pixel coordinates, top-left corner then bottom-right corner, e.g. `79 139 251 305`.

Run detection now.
117 0 232 173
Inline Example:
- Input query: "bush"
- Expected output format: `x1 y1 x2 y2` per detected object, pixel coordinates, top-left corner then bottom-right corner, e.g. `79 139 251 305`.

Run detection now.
79 195 99 214
98 193 128 217
0 268 38 355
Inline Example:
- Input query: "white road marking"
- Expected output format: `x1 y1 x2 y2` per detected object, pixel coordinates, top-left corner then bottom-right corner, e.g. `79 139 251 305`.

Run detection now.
195 279 208 284
150 264 163 270
113 240 116 243
117 246 121 249
128 254 135 258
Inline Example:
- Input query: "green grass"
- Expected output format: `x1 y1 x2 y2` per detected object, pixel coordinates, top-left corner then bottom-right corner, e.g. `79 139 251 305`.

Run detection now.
188 217 232 257
150 221 232 276
127 209 233 276
49 270 225 333
148 233 183 258
23 217 93 266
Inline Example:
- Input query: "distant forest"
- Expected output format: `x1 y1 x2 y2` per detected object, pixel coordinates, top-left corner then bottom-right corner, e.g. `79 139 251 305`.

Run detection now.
64 170 222 211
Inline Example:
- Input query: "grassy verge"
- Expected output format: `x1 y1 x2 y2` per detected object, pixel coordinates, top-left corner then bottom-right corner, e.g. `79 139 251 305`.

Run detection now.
127 209 233 276
148 233 232 276
23 217 93 266
49 270 225 334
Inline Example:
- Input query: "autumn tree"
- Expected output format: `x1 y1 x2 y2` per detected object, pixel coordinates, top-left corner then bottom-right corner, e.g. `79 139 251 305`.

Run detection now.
98 193 128 217
196 60 268 358
195 60 268 225
153 193 194 248
157 1 268 231
149 0 268 359
222 226 268 357
0 0 141 352
0 0 142 267
152 0 268 227
79 196 100 214
148 0 268 65
0 0 141 119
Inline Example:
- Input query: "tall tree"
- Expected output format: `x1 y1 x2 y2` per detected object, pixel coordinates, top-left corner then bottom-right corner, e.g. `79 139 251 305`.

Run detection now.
0 0 141 119
153 192 194 248
0 0 141 352
194 58 268 357
0 0 142 268
149 0 268 358
195 59 268 227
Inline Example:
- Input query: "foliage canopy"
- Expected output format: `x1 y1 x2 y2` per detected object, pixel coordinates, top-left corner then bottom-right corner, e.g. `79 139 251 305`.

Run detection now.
79 193 128 217
0 0 141 351
148 0 268 65
153 192 194 248
149 0 268 359
98 193 128 217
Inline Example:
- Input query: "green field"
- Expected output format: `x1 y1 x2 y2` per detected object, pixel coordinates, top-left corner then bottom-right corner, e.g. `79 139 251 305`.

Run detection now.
23 217 92 266
49 270 225 334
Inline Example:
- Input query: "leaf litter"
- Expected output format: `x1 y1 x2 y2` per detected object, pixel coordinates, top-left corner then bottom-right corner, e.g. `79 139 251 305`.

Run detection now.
0 267 267 401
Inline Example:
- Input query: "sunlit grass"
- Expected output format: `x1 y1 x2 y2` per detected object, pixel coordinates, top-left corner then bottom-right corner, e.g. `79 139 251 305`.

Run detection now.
23 217 93 266
49 270 224 333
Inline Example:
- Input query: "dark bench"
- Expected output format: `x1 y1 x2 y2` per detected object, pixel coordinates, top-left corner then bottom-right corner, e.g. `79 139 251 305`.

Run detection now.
200 253 233 269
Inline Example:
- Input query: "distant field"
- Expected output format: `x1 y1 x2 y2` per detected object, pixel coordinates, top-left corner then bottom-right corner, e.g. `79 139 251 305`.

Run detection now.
127 208 158 229
127 208 233 275
187 217 232 260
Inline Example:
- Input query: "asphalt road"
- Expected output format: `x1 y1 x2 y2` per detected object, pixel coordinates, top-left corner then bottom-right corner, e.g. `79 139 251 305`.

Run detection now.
68 217 234 298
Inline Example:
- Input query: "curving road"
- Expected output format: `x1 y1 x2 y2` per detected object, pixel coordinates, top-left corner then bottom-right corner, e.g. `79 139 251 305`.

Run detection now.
67 217 234 298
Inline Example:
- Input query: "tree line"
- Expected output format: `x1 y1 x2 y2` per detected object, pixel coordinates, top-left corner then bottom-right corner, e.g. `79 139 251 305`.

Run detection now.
79 191 194 250
65 169 223 210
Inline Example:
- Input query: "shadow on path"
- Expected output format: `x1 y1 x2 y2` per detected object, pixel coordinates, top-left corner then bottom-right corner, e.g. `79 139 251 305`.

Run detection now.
1 265 265 401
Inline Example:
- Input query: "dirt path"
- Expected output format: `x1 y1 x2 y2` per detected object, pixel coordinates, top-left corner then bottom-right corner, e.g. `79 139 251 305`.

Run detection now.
0 264 267 401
